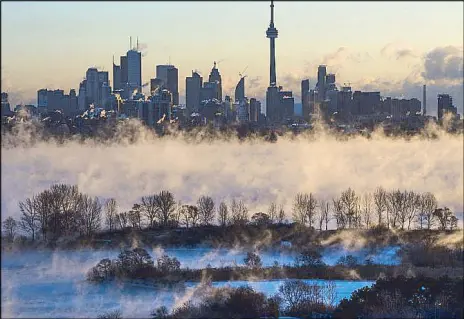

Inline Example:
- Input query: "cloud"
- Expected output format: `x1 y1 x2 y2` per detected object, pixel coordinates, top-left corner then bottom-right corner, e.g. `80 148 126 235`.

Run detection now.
352 45 464 115
422 46 463 81
381 43 418 61
395 49 417 60
321 47 348 66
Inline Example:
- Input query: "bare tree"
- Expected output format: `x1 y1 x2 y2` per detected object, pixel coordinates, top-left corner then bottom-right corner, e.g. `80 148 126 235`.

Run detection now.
421 192 438 229
79 195 102 236
332 197 345 229
361 193 373 229
292 193 307 225
34 190 52 240
230 199 248 225
217 201 229 227
19 197 40 241
128 204 142 229
387 189 405 229
317 200 329 231
292 193 317 227
340 188 358 229
140 195 158 228
197 195 215 226
268 202 278 224
433 207 455 230
155 191 176 228
3 217 17 241
373 187 387 227
116 212 129 229
49 184 81 237
404 191 420 230
322 200 331 230
104 198 118 231
179 205 200 228
278 204 286 224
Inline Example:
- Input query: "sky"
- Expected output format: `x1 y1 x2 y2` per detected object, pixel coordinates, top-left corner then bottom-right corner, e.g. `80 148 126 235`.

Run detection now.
1 1 463 114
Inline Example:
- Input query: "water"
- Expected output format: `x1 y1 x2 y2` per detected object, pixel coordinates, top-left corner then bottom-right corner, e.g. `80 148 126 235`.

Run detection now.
1 248 379 318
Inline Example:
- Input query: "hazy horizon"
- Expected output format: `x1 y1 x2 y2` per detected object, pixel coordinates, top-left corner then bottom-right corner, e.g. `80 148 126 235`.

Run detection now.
1 1 463 115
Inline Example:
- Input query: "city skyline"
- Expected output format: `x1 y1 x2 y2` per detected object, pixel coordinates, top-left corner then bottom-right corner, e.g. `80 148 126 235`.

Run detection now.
1 1 463 114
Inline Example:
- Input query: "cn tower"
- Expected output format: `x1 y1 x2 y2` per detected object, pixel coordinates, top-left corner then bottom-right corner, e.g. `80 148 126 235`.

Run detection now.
266 0 278 87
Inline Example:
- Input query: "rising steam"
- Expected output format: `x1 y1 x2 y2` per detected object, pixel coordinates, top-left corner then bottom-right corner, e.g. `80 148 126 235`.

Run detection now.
1 120 463 226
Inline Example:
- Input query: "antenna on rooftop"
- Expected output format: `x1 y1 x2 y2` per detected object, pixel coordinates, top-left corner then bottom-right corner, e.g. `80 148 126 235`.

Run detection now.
130 36 132 50
137 37 139 51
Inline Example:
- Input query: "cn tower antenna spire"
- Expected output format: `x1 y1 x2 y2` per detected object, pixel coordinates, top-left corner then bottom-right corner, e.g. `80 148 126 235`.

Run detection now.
270 0 274 27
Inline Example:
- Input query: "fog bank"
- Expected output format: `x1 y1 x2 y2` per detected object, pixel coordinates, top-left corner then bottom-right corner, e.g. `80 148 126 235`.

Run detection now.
2 124 463 224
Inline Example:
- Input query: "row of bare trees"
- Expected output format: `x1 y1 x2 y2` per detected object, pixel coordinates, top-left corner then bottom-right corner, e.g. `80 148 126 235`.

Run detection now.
292 187 459 231
106 193 251 231
7 184 102 242
5 184 460 242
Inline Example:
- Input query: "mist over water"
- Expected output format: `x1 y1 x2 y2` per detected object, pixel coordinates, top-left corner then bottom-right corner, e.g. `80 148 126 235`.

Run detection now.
1 248 377 318
2 122 463 223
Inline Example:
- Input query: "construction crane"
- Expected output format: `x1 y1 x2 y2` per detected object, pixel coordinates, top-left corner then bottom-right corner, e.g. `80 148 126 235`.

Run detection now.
214 59 225 68
239 65 248 79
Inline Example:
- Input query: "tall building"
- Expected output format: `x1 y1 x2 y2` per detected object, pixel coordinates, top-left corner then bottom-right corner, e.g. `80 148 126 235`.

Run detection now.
127 48 142 95
325 73 336 90
280 90 294 120
352 91 380 115
156 65 171 85
437 94 457 120
153 89 173 122
200 82 218 102
156 65 179 105
237 99 250 123
186 71 203 113
120 55 128 89
78 82 87 111
208 62 222 101
113 62 121 92
150 78 164 96
235 76 245 103
301 79 310 120
166 67 179 105
423 85 427 116
1 92 12 116
249 98 261 122
337 86 352 117
85 68 99 105
69 89 78 115
316 65 327 101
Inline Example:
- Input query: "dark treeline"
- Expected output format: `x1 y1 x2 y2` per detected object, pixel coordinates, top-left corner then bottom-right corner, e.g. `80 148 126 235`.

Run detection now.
3 184 460 244
96 275 463 319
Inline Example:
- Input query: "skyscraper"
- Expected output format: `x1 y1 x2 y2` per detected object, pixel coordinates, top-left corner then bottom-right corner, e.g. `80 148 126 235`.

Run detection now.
316 65 327 101
208 62 222 101
423 85 427 116
127 48 142 95
113 57 121 91
155 64 179 105
249 98 261 122
301 79 310 120
85 68 99 105
186 71 203 113
437 94 457 120
235 76 245 103
120 56 128 89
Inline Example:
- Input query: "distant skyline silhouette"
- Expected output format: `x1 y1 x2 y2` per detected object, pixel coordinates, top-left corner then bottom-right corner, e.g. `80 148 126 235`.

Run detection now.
1 1 463 114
